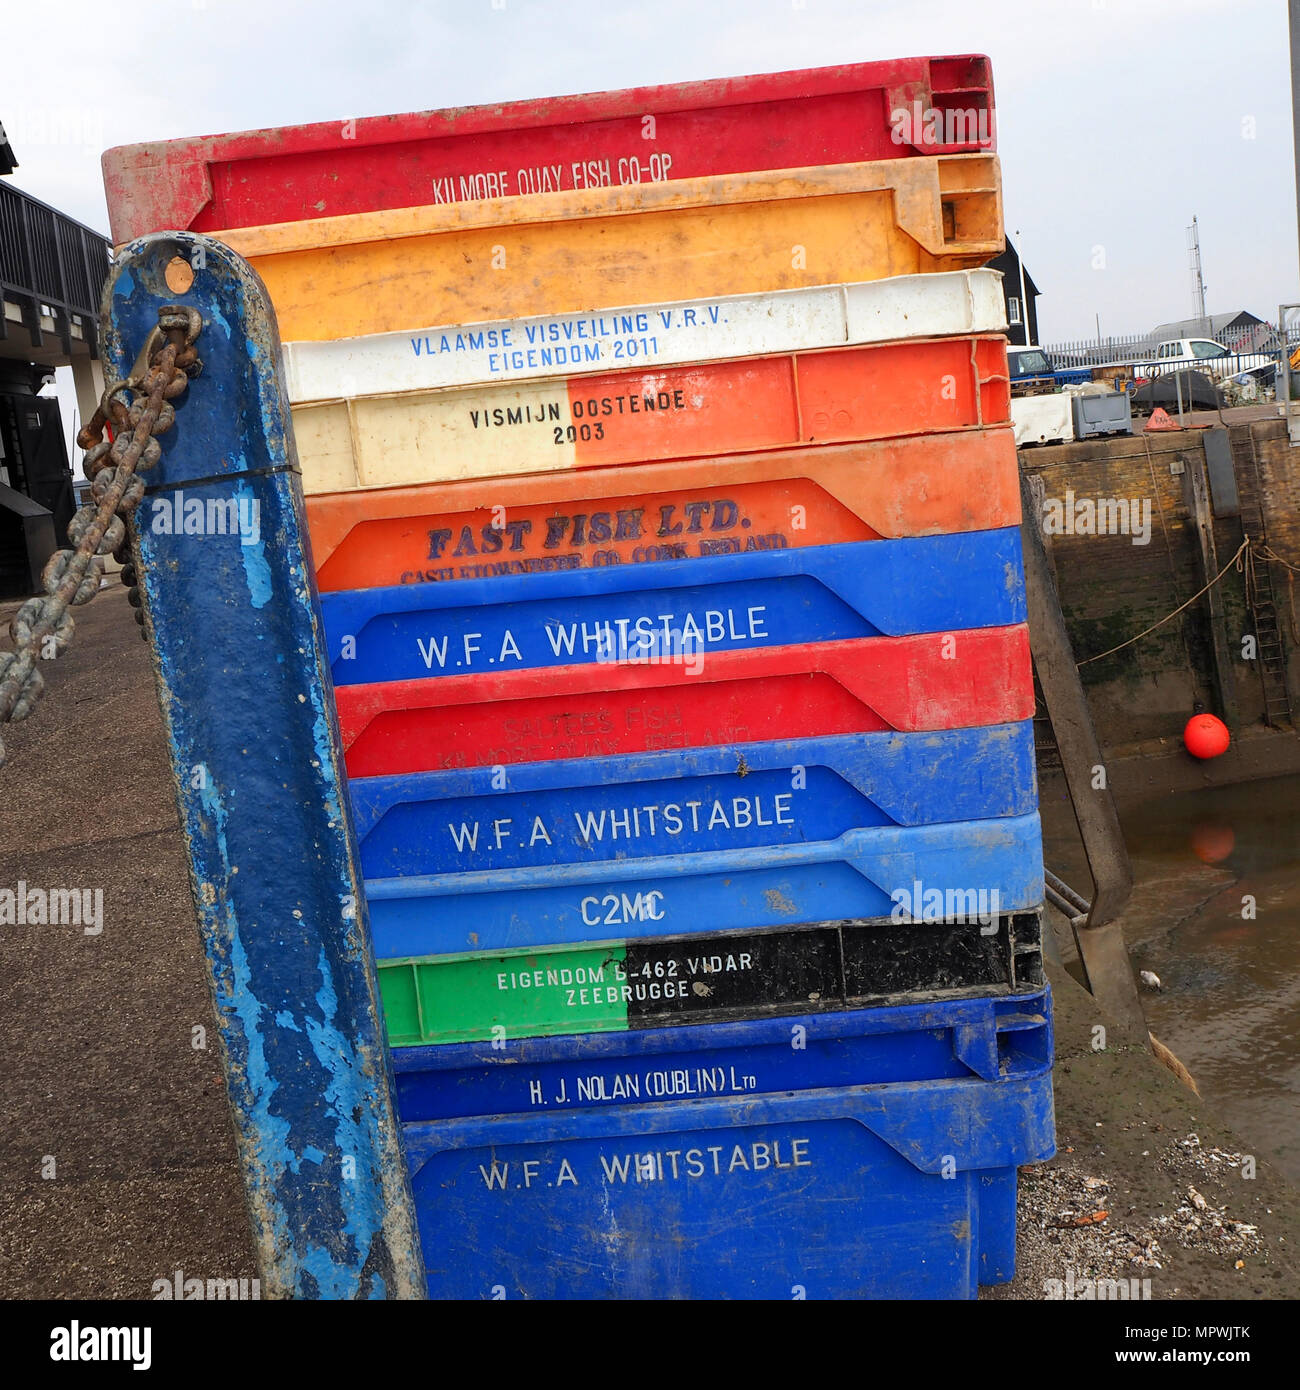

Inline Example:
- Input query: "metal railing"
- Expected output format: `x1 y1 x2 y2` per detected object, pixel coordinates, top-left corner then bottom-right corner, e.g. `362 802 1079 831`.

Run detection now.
1040 322 1299 372
1030 322 1300 413
0 179 111 355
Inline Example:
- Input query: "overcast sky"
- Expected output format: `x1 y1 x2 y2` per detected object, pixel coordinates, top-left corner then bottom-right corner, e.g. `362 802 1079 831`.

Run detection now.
3 0 1296 345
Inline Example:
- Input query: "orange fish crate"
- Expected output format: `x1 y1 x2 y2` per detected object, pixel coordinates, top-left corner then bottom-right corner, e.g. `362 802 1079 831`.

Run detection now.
305 428 1019 592
293 335 1010 494
212 156 1003 343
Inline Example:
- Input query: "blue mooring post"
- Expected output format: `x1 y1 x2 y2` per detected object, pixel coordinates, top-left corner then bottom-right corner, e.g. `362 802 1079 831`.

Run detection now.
102 233 424 1299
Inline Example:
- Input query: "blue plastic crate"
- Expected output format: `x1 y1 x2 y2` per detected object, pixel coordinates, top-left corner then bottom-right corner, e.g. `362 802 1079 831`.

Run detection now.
364 812 1044 958
391 988 1052 1120
351 722 1038 877
321 532 1026 684
375 913 1046 1046
396 989 1055 1299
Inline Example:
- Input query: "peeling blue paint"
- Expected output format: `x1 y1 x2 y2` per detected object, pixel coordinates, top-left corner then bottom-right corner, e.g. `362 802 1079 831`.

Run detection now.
236 479 273 608
311 704 346 831
103 232 423 1300
200 296 233 340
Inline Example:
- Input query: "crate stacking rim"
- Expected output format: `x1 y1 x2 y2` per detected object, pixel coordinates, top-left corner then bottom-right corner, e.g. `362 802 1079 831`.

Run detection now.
290 333 1010 494
102 55 996 241
320 531 1027 685
304 428 1022 592
207 156 1004 345
334 626 1035 777
362 812 1044 958
280 270 1008 403
374 910 1046 1047
349 723 1039 878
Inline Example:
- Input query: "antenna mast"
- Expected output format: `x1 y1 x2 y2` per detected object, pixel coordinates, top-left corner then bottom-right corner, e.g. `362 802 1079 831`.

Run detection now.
1188 215 1208 330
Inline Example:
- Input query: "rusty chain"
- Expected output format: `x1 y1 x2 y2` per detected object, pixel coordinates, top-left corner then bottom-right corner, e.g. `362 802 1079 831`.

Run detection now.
0 305 202 769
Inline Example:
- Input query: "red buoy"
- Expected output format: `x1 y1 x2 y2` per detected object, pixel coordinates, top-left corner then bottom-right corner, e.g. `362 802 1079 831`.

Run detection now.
1184 713 1230 759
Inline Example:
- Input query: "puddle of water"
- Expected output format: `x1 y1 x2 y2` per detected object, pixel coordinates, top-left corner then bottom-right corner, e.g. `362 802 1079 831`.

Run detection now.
1045 775 1300 1182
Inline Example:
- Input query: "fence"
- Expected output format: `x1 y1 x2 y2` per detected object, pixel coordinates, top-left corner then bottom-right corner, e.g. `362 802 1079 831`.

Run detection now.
1040 321 1300 371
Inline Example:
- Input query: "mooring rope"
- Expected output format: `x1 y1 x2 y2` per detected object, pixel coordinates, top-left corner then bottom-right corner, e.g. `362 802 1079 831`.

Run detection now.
1076 536 1250 666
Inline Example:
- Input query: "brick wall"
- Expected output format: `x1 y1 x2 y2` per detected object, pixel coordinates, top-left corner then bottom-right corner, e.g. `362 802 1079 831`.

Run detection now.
1018 419 1297 751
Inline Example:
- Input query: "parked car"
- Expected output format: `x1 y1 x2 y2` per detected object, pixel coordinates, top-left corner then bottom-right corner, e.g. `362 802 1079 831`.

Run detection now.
1007 346 1092 388
1141 337 1275 382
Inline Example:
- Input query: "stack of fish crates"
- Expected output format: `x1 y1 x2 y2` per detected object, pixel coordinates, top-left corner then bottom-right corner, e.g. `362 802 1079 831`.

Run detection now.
104 54 1054 1299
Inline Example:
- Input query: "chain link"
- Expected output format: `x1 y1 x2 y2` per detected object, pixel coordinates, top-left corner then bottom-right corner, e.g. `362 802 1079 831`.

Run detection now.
0 305 202 769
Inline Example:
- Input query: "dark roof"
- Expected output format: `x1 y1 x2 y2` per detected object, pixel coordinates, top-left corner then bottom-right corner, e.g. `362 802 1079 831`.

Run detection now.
0 119 16 175
984 243 1040 299
1148 310 1265 341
